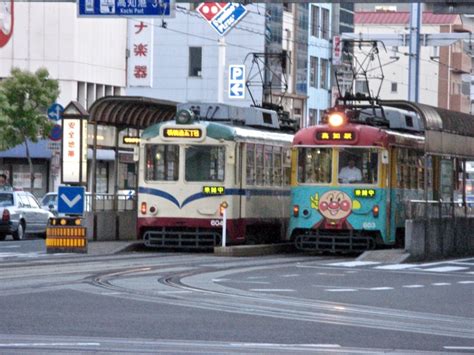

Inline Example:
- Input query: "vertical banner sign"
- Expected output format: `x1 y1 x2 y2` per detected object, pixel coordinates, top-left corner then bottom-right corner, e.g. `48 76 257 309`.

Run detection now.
332 35 342 66
62 119 81 183
61 102 88 185
0 0 13 48
128 19 154 87
228 64 245 99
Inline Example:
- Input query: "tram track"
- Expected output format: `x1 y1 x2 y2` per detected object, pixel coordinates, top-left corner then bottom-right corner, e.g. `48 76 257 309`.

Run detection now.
88 259 474 340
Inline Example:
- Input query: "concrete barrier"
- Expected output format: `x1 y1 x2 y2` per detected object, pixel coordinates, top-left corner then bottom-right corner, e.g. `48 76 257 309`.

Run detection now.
83 211 137 241
405 217 474 261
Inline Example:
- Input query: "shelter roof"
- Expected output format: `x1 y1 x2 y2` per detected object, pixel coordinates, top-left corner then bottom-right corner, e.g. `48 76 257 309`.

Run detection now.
380 100 474 158
88 96 178 129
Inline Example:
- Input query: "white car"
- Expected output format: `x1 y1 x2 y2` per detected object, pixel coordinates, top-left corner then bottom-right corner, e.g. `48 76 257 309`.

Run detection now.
0 190 54 240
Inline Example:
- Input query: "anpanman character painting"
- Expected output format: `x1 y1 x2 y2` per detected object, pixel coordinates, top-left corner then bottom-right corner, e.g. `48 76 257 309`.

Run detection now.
311 190 361 229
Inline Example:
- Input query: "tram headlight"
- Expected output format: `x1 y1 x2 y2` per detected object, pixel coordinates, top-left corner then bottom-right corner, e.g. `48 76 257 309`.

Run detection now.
293 205 299 217
141 202 147 215
328 112 347 127
372 205 379 218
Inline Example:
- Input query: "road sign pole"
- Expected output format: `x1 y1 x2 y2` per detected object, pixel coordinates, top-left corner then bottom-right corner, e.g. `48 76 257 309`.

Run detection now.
218 37 226 103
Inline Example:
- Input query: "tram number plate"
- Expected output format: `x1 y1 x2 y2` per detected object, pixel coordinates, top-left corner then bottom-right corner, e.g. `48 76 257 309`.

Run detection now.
363 222 376 229
211 219 223 227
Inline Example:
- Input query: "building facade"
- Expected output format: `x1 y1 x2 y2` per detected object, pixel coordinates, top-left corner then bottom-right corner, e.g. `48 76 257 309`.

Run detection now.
0 1 127 196
354 10 472 113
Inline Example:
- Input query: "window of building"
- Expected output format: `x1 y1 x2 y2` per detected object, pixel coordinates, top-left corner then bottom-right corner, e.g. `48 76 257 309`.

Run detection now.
189 47 202 77
311 5 319 38
283 2 292 12
355 80 369 94
309 108 318 126
282 50 291 75
321 8 330 40
310 56 318 88
391 82 398 93
320 58 329 89
185 146 225 182
145 144 179 181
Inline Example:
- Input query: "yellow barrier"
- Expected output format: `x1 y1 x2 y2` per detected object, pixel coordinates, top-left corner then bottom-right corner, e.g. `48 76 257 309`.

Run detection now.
46 217 87 253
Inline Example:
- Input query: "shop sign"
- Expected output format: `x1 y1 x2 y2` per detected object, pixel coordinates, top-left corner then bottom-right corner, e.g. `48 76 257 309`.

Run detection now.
127 19 153 87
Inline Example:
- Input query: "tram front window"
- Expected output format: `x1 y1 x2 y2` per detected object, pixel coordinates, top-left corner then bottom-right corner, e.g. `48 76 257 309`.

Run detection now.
145 144 179 181
338 148 378 184
185 146 225 182
297 147 332 184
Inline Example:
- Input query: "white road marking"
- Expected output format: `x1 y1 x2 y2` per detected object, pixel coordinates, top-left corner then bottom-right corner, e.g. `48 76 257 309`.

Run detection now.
0 342 100 347
281 274 299 278
423 266 469 272
402 284 425 288
374 264 418 270
246 276 267 280
325 288 357 292
444 346 474 350
458 280 474 284
432 283 451 286
368 287 394 291
327 261 380 267
212 279 229 282
0 245 20 248
249 289 295 292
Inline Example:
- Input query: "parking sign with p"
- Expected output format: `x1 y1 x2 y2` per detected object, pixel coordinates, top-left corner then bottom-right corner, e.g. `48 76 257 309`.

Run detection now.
229 64 245 99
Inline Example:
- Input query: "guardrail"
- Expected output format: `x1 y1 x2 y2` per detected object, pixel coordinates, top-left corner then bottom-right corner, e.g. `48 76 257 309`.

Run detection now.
405 199 474 220
84 193 136 212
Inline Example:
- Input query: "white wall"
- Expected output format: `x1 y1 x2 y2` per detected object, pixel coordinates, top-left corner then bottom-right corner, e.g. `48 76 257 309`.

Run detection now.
353 23 440 106
126 4 265 106
0 2 127 106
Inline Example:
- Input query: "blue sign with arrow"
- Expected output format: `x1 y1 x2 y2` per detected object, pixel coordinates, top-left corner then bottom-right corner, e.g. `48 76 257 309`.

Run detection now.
57 186 85 215
78 0 173 17
47 103 64 121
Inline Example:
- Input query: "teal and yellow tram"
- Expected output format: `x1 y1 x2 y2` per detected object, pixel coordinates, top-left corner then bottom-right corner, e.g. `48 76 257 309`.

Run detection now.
288 103 474 252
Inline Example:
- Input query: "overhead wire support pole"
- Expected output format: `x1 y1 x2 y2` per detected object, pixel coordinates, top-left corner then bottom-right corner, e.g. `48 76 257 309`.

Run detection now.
408 2 422 103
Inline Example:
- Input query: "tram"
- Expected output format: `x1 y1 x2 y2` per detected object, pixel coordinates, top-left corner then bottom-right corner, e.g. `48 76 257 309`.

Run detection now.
137 102 295 249
288 102 470 252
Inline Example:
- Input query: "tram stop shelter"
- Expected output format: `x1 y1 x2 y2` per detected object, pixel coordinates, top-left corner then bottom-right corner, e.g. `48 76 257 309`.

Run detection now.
380 99 474 259
85 96 178 241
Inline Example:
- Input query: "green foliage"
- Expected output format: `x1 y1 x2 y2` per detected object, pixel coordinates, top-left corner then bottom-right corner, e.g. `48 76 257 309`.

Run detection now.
0 67 60 149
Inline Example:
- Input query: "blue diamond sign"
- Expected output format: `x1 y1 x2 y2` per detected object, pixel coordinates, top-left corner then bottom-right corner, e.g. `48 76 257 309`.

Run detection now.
57 186 85 215
197 2 248 36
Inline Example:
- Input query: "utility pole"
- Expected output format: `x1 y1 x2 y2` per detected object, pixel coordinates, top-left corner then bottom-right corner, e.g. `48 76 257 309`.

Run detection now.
408 2 422 103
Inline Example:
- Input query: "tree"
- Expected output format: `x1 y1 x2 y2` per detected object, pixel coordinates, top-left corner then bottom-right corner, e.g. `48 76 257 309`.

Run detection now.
0 67 60 192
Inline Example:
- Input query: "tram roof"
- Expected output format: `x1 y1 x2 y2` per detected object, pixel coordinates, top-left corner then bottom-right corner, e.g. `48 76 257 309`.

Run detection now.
88 96 178 129
380 100 474 158
142 121 293 144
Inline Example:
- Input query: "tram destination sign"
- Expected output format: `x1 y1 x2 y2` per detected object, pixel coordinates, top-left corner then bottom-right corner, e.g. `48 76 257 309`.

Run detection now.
163 127 203 139
316 131 356 142
77 0 175 17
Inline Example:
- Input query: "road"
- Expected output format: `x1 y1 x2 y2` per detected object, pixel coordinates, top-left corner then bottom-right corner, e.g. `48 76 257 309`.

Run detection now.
0 239 473 354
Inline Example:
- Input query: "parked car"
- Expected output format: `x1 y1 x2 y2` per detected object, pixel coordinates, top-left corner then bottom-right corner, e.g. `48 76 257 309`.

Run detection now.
0 190 54 240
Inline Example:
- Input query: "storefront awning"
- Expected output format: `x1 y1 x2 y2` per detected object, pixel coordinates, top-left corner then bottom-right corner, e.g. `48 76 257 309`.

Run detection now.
0 139 52 159
88 96 178 129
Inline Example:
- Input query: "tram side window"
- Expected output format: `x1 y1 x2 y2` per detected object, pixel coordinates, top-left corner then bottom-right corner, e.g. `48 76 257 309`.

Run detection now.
397 149 424 189
264 146 273 186
145 144 179 181
255 144 264 185
298 147 332 183
185 145 225 182
273 147 282 186
338 148 378 184
283 148 291 185
246 144 255 185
